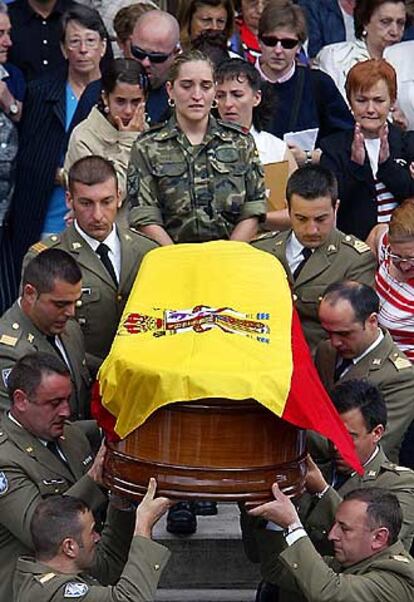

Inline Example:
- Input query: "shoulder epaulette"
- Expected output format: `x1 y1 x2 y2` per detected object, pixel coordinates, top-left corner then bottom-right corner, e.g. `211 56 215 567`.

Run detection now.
342 235 371 254
123 228 159 246
29 235 61 255
0 429 8 444
252 231 280 242
35 572 56 585
217 119 246 135
389 352 412 371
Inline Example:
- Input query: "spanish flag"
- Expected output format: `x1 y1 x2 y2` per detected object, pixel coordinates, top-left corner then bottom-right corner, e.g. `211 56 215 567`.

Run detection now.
98 241 362 474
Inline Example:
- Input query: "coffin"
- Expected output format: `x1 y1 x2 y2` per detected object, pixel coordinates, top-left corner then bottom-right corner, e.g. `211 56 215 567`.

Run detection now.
103 398 307 502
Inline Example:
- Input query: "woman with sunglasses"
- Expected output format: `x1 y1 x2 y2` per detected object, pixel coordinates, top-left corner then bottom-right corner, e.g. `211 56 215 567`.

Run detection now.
65 58 148 203
369 199 414 362
127 49 266 246
256 0 353 167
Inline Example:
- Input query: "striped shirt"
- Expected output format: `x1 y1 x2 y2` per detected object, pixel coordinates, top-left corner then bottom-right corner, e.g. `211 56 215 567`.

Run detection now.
376 232 414 362
365 138 397 223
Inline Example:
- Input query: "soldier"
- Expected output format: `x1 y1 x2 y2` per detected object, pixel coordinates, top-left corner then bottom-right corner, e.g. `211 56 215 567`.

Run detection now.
0 248 91 418
127 49 267 246
249 486 414 602
23 156 158 369
316 281 414 462
0 353 111 601
252 165 376 353
241 379 414 600
13 479 171 601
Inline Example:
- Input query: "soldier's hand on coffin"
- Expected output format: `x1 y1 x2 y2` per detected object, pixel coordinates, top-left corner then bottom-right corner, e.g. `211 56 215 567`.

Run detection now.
135 477 172 538
248 483 300 529
305 454 329 494
87 441 107 485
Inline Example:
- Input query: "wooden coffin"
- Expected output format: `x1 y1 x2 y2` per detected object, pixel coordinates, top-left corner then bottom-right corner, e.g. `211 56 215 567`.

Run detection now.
103 398 307 502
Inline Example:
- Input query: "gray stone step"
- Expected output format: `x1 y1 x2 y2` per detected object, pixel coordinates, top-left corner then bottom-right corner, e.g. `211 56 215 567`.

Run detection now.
155 589 256 602
153 503 261 590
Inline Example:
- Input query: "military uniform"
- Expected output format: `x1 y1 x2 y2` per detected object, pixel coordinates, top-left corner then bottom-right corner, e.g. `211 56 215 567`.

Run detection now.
14 533 169 602
315 331 414 462
301 447 414 553
252 229 376 352
22 225 158 366
0 302 91 418
0 415 108 601
127 115 267 242
266 536 414 601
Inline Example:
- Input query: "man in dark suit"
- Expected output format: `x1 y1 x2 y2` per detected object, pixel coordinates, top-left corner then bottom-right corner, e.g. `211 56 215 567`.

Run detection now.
0 352 112 601
23 156 158 370
0 249 91 418
315 281 414 463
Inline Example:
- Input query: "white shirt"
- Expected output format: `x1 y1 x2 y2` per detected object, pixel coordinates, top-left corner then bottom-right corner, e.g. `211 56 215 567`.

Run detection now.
255 58 296 84
250 127 287 165
285 232 313 275
74 220 121 281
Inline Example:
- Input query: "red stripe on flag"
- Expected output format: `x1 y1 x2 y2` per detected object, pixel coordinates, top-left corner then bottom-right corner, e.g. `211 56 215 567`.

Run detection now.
282 309 363 474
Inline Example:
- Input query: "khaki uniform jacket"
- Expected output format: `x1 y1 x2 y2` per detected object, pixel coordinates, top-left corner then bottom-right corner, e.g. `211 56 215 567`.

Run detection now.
127 115 267 243
315 331 414 462
273 537 414 602
22 225 158 366
252 229 376 352
0 415 107 601
302 447 414 553
14 535 170 602
0 302 91 418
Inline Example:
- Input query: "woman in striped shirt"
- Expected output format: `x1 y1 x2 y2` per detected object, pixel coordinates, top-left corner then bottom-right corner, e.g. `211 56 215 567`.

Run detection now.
369 199 414 362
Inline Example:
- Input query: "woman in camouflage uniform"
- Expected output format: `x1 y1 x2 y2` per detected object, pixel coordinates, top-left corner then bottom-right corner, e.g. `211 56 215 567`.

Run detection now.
127 49 266 245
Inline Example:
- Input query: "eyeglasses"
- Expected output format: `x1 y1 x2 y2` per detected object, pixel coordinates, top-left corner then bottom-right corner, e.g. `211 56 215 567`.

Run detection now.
66 36 102 50
260 35 299 49
131 44 176 64
387 251 414 265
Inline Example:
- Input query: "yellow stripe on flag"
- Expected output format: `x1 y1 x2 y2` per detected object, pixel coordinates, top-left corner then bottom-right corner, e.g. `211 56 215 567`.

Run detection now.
99 241 294 438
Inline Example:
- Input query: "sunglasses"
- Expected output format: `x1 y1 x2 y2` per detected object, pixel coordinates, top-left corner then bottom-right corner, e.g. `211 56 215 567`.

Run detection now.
131 44 175 64
260 35 299 49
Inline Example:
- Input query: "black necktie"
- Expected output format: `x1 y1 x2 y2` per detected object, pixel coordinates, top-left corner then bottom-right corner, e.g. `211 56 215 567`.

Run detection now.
46 335 66 364
334 357 354 382
46 440 67 465
96 243 118 285
293 247 312 280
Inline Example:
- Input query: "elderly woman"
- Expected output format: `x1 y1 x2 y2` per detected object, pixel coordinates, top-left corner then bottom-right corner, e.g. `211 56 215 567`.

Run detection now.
127 49 266 246
230 0 267 63
178 0 235 49
315 0 407 102
255 0 353 166
320 58 414 241
9 5 107 275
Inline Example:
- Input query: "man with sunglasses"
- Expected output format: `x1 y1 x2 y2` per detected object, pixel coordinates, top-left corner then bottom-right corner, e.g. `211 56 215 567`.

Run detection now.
130 10 180 123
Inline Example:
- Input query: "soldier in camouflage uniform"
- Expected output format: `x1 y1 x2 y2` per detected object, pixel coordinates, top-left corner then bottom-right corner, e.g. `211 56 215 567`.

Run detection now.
127 49 266 245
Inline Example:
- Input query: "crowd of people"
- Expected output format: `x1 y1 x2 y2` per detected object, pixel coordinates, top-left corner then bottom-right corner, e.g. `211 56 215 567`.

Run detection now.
0 0 413 600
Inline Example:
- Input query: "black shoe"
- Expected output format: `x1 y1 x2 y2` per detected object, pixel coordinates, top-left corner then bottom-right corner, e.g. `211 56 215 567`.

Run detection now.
166 502 197 535
194 500 218 516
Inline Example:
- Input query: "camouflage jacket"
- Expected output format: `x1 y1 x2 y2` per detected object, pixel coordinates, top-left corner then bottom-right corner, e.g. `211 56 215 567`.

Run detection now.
127 115 266 242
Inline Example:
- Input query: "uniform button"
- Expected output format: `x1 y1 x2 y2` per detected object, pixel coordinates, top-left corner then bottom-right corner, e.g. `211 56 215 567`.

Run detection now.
43 59 48 65
117 294 122 302
0 142 6 149
291 562 298 569
154 564 160 571
76 300 82 307
345 235 351 241
318 296 323 302
42 20 47 25
292 294 298 302
12 322 19 330
43 39 48 44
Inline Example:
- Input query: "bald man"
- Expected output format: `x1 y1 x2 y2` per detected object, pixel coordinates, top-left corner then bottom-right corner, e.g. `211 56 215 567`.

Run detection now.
130 10 180 122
